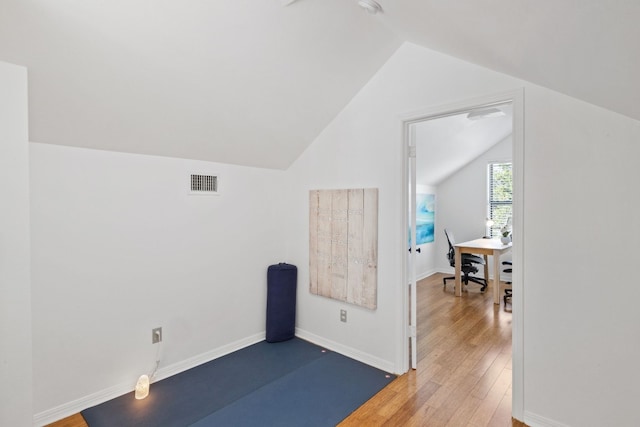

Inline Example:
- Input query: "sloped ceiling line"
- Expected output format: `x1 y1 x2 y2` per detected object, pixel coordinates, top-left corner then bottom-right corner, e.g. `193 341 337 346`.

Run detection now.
0 0 637 169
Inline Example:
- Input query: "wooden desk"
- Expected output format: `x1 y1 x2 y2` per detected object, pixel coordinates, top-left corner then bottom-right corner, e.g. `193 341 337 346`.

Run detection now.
454 238 512 305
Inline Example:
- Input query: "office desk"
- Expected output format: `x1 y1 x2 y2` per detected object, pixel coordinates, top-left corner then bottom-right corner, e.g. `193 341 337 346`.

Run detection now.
454 238 512 305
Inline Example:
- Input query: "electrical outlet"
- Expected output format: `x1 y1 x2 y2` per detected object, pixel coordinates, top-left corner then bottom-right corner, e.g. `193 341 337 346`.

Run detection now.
152 327 162 344
340 309 347 323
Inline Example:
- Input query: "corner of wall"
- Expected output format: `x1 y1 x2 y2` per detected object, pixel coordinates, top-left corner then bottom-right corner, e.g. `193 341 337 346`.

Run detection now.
0 60 33 427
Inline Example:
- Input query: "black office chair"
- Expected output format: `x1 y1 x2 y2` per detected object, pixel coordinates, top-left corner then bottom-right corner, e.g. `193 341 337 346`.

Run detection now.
442 229 487 291
503 261 512 306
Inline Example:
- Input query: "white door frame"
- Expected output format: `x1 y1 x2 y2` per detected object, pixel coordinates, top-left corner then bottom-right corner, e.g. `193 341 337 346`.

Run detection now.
408 125 418 369
398 89 525 420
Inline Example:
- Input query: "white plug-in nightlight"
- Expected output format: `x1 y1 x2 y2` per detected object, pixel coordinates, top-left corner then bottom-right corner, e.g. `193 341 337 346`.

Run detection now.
135 374 150 399
357 0 383 14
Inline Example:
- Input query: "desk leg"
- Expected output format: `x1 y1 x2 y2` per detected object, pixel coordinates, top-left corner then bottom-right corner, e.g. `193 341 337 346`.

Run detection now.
482 255 489 289
454 247 462 297
493 251 501 305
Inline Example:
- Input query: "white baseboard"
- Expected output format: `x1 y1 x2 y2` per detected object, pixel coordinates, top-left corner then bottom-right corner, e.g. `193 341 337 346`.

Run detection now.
33 332 265 426
416 269 438 281
151 332 264 383
295 328 396 374
33 382 133 427
437 267 454 275
524 410 570 427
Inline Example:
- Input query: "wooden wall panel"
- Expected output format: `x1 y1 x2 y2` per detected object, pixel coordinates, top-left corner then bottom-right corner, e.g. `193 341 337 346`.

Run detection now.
330 189 348 301
309 188 378 309
361 189 378 309
309 191 319 295
316 190 332 298
346 189 364 306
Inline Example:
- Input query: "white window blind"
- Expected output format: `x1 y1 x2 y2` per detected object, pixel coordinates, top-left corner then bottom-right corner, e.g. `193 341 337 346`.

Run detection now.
488 162 513 238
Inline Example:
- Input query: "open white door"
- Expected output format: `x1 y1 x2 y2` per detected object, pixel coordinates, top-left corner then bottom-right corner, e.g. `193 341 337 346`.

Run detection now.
408 133 418 370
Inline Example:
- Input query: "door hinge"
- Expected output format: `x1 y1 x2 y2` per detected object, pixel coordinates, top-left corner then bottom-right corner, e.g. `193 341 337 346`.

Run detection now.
409 325 417 338
408 145 416 158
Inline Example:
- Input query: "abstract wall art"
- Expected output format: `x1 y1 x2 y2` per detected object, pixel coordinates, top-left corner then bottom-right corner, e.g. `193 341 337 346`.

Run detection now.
415 193 435 245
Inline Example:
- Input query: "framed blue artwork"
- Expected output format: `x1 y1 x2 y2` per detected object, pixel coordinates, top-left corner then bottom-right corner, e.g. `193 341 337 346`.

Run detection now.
412 193 435 245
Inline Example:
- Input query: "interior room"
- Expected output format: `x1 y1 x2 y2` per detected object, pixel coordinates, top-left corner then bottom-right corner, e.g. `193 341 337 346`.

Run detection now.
411 104 513 281
2 2 640 427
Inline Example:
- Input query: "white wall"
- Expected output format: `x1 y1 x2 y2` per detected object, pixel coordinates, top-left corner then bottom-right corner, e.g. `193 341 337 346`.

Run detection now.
284 42 526 373
436 136 512 274
415 184 437 280
20 40 640 426
0 61 33 427
522 86 640 427
30 143 287 421
285 42 640 426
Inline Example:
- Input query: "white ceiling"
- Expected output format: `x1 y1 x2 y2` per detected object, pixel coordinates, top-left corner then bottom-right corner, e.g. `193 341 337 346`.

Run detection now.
382 1 640 122
1 1 638 169
415 104 513 186
0 0 401 169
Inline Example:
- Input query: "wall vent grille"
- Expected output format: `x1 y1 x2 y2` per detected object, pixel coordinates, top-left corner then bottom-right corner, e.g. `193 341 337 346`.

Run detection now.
190 174 218 194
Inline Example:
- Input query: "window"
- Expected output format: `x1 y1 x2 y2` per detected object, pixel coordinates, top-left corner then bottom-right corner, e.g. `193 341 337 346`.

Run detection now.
488 162 513 238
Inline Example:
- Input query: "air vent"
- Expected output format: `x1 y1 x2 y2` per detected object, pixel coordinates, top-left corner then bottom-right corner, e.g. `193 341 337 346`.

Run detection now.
190 174 219 195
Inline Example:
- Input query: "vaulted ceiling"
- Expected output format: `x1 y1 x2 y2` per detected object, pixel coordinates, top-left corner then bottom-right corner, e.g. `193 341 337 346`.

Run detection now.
415 104 513 186
1 1 638 169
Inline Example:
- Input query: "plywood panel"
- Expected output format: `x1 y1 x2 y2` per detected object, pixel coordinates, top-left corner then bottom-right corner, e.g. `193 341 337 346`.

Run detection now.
362 188 378 309
316 190 332 297
330 189 348 301
309 188 378 309
346 189 364 306
309 191 319 295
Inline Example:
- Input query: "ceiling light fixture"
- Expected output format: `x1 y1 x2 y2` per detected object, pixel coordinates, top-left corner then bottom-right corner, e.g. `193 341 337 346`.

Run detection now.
358 0 383 14
466 107 506 121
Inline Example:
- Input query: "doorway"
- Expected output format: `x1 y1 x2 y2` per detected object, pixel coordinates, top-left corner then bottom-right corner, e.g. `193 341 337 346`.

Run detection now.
402 90 524 419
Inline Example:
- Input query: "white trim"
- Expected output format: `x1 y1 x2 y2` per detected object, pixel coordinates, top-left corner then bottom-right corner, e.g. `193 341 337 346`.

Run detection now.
398 90 522 123
398 88 525 421
510 88 525 421
409 130 418 370
295 328 396 374
524 411 571 427
416 269 438 282
33 383 130 427
33 332 264 426
397 119 411 374
151 333 264 383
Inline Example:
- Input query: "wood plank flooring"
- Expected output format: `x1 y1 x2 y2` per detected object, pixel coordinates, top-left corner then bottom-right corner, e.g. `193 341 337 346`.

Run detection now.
45 413 87 427
47 273 519 427
338 273 516 426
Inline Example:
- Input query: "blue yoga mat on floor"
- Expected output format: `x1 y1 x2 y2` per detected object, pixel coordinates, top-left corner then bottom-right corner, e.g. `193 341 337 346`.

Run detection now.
191 351 393 427
81 338 394 427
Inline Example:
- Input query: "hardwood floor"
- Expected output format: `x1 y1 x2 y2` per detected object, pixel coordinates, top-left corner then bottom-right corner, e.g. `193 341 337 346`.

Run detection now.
339 273 515 426
47 273 518 427
45 413 87 427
